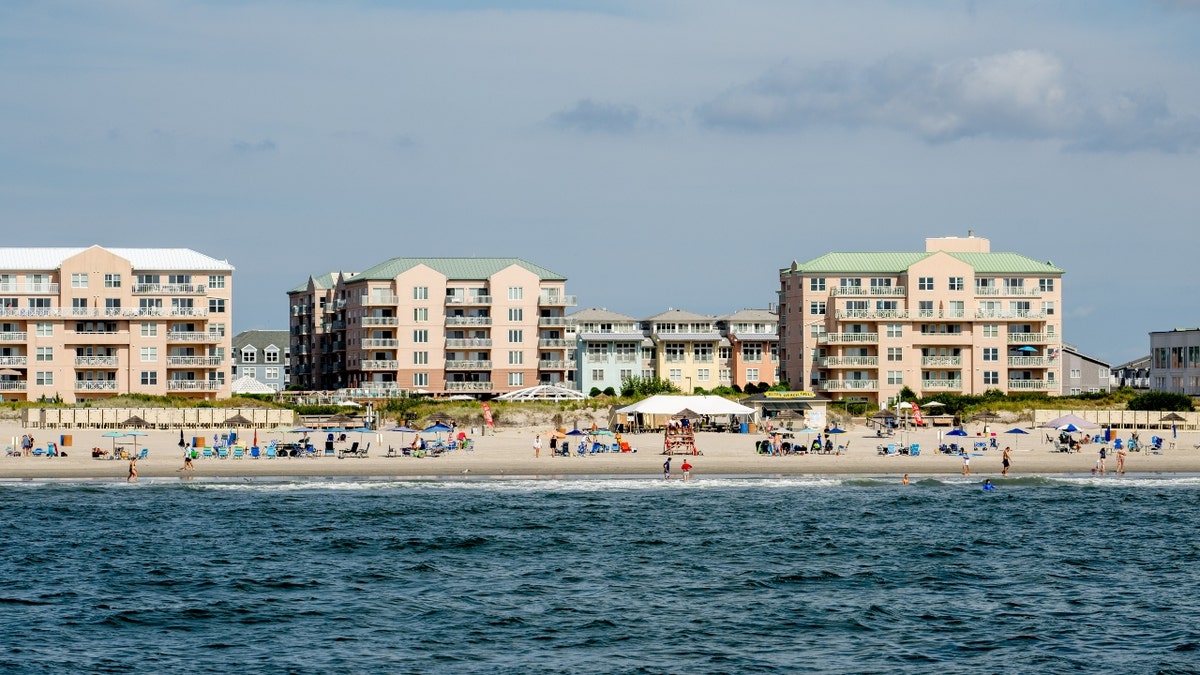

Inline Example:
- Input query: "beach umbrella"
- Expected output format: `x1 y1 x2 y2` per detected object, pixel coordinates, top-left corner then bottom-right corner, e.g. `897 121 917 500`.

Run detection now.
103 430 124 453
387 425 418 445
178 429 185 448
593 429 615 436
1015 346 1038 353
1004 427 1029 449
946 429 969 437
826 428 847 434
565 429 586 436
290 426 317 433
922 401 946 408
1040 414 1099 430
1058 423 1082 433
123 430 148 437
422 422 453 441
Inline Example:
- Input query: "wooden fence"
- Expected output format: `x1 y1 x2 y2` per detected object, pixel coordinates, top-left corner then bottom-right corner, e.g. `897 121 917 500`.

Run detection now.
21 408 297 429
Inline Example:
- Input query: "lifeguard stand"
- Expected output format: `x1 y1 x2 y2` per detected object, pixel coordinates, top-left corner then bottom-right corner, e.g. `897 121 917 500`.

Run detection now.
663 412 698 455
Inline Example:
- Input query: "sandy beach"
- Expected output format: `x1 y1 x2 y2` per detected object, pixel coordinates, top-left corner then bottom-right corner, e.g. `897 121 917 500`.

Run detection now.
3 422 1199 480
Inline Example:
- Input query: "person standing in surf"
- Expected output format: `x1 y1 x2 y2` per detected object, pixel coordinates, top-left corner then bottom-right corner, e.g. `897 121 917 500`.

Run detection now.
680 458 692 481
663 457 671 480
1002 446 1012 477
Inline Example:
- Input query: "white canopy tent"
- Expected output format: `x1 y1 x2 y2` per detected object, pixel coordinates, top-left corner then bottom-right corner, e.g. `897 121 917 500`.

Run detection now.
230 375 276 395
616 395 755 417
495 384 587 401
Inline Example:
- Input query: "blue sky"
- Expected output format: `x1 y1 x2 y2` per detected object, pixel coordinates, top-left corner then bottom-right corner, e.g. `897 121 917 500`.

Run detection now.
3 0 1200 365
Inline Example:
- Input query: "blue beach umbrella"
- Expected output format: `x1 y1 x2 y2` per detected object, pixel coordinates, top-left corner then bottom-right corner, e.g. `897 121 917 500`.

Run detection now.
1004 427 1029 448
387 425 417 445
946 429 969 437
1058 423 1082 433
826 428 846 434
422 422 453 442
102 430 124 453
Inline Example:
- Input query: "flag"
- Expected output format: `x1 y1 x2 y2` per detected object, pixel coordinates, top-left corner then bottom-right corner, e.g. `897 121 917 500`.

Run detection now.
481 402 495 427
912 406 923 427
253 429 258 447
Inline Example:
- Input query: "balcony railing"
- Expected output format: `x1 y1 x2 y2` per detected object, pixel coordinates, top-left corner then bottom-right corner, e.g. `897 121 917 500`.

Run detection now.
361 359 399 370
133 283 207 295
538 359 569 370
921 379 964 390
75 356 119 367
0 307 205 318
1008 356 1058 367
1007 333 1052 344
446 296 492 306
537 317 576 327
0 283 58 294
829 286 906 297
446 360 492 370
0 355 26 366
75 380 118 391
921 356 963 367
361 339 399 348
0 332 27 342
538 294 578 307
819 379 879 391
167 332 221 343
835 310 909 320
166 356 223 367
361 294 400 306
975 287 1042 297
446 381 493 391
538 338 571 348
975 310 1047 320
0 381 27 391
362 317 399 327
291 305 313 316
446 338 492 348
168 380 224 391
820 356 879 367
818 333 879 344
1008 379 1049 390
446 316 492 326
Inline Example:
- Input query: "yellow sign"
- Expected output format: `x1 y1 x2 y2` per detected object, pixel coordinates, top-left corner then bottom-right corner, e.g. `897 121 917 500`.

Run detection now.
763 391 817 399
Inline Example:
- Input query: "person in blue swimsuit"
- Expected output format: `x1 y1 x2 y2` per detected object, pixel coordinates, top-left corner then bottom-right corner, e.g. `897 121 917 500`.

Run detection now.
663 457 671 480
982 479 995 491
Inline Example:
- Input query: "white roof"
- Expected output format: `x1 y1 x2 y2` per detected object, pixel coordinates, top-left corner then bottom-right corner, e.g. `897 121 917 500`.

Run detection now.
230 375 276 394
0 247 234 271
495 385 587 401
616 395 754 416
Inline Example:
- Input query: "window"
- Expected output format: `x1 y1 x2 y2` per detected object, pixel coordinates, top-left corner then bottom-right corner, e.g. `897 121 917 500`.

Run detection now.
839 278 862 288
810 324 827 338
208 275 225 289
1042 301 1055 316
1070 388 1082 395
508 287 523 301
918 301 933 318
36 322 53 337
1039 278 1055 292
72 298 88 310
694 344 713 362
244 367 256 379
210 323 226 337
414 308 429 322
140 371 157 386
264 348 279 364
36 347 53 362
982 324 999 338
887 370 903 385
241 347 256 363
413 373 428 387
984 371 999 385
265 367 279 380
140 323 158 337
137 274 159 285
948 277 964 291
746 368 759 381
509 373 524 387
698 368 710 381
413 330 428 343
809 302 826 315
983 347 998 361
665 343 686 363
886 324 903 338
141 347 158 362
507 329 523 343
887 347 903 361
1099 368 1110 379
741 344 762 362
71 273 88 288
809 277 826 292
209 298 226 314
104 274 121 288
508 351 523 365
508 308 523 322
413 351 429 365
413 286 428 300
668 368 682 383
1070 369 1081 379
592 369 605 380
36 371 53 386
168 274 191 284
918 277 934 291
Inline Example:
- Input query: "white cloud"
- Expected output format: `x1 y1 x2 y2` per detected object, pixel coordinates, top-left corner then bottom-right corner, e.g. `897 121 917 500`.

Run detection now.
547 99 644 134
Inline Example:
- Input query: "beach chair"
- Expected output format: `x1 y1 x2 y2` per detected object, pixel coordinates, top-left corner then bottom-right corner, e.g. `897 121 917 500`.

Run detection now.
217 447 229 459
887 443 897 455
462 439 474 451
338 441 360 459
265 446 277 459
202 447 214 459
138 448 149 460
909 444 920 457
32 447 44 457
232 447 244 459
249 446 260 459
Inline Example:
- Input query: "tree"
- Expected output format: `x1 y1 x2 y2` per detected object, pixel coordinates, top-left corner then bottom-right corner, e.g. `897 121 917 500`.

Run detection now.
1127 391 1195 412
603 387 616 397
619 375 679 398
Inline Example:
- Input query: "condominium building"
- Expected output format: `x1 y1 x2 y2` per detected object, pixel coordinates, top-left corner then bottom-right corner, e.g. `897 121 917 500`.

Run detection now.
1149 328 1200 395
574 308 646 394
0 245 234 403
642 309 725 394
718 308 780 389
778 235 1064 406
1060 344 1111 396
232 330 290 392
288 258 575 396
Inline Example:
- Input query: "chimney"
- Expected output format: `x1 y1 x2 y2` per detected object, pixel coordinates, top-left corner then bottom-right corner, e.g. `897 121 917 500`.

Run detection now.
968 229 974 237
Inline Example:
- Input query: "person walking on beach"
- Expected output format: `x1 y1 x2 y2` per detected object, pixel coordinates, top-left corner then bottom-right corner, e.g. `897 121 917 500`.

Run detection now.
549 434 557 458
663 457 671 480
961 450 970 476
680 458 692 481
1002 446 1012 477
127 457 138 483
533 434 542 458
1097 445 1107 475
1117 443 1127 474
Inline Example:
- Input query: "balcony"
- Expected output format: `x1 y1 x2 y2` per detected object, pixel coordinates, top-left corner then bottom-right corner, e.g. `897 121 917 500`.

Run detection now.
1008 356 1058 367
538 317 576 327
446 338 492 348
361 338 399 349
916 332 967 344
975 287 1042 297
446 295 492 306
291 305 313 316
75 380 118 391
0 356 25 367
446 360 492 370
1008 379 1050 390
75 356 119 367
818 333 879 344
0 283 58 294
362 316 399 327
921 356 963 367
538 359 569 370
168 380 223 391
819 356 878 367
361 294 400 306
167 332 221 343
446 316 492 327
975 310 1048 320
0 381 26 391
538 338 571 348
539 293 578 307
133 283 207 295
829 286 906 297
0 332 27 342
835 310 909 320
166 356 223 367
446 381 493 391
1007 333 1052 344
921 379 964 390
819 379 879 391
361 359 399 370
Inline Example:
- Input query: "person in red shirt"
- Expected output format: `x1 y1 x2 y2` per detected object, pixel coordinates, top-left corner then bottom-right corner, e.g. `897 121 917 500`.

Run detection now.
680 459 693 481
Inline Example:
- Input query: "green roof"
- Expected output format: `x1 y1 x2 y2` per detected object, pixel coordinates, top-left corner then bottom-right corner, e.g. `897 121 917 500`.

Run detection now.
288 272 350 294
783 251 1063 275
354 257 565 281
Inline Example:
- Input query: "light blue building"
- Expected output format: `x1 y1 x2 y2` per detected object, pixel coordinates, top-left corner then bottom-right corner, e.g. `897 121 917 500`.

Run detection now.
572 308 646 395
231 330 290 393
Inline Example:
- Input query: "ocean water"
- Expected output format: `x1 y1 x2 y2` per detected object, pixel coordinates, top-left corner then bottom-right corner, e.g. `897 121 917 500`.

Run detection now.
2 475 1199 674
